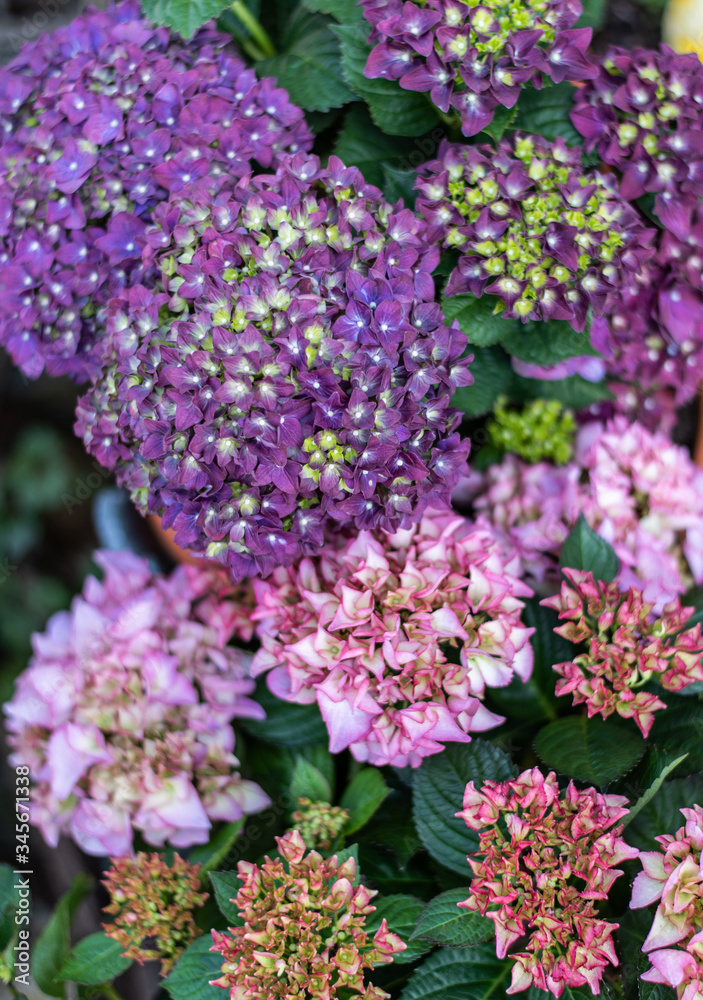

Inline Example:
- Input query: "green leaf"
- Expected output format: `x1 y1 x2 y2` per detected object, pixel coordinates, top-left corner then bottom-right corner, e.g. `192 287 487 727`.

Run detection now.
560 513 620 582
290 756 332 804
209 871 243 926
623 754 688 828
301 0 363 20
382 163 419 208
188 820 245 879
640 980 678 1000
240 678 328 747
514 373 613 409
0 865 19 953
413 741 516 875
500 318 597 365
366 896 430 964
141 0 228 38
59 933 131 986
334 105 418 189
626 775 703 852
488 598 565 722
512 82 583 146
162 935 222 1000
400 943 512 1000
535 715 645 785
333 23 440 136
442 294 518 347
258 9 354 113
412 889 493 948
452 346 513 419
649 703 703 772
482 103 518 142
341 769 391 835
576 0 607 31
32 874 93 998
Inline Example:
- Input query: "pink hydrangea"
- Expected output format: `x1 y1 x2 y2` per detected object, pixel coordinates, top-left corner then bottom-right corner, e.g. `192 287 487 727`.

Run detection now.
4 551 269 856
458 767 639 997
472 417 703 607
631 804 703 1000
542 569 703 737
251 509 534 768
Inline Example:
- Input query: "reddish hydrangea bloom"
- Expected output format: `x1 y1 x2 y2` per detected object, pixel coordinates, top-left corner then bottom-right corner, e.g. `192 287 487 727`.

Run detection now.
102 852 207 975
458 767 639 996
571 46 703 239
360 0 596 137
210 830 406 1000
4 551 268 856
631 804 703 1000
76 154 472 582
416 135 654 329
471 417 703 607
0 0 311 381
542 569 703 736
251 509 534 768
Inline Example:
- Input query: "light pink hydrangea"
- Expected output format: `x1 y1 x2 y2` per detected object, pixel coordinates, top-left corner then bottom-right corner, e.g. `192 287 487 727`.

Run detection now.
472 417 703 607
631 804 703 1000
458 767 639 997
4 551 269 857
251 509 534 768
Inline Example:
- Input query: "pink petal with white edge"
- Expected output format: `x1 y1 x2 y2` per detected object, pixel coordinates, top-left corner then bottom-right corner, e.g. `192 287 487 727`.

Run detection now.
631 868 666 908
647 949 696 986
317 689 374 753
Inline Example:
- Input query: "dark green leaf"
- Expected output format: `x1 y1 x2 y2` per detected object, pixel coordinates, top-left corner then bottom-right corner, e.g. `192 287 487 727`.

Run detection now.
513 82 583 146
301 0 363 20
560 513 620 582
514 374 613 409
649 703 703 772
626 775 703 852
0 865 19 953
576 0 607 31
640 980 678 1000
240 678 328 747
443 294 518 347
623 754 688 828
383 163 420 208
400 943 511 1000
413 741 516 875
33 874 93 998
482 103 518 142
452 347 513 419
162 935 223 999
334 106 418 188
290 756 332 804
141 0 228 38
500 318 598 365
367 896 430 964
333 23 440 136
209 871 244 926
341 769 391 835
60 933 131 986
535 715 644 785
412 889 493 948
188 820 244 878
258 10 354 113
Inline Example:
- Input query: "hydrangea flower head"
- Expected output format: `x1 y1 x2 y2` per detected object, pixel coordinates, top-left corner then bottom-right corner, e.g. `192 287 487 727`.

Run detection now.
472 417 703 606
458 767 639 996
102 852 207 975
417 135 654 329
631 804 703 1000
542 569 703 736
251 509 534 768
290 798 350 851
210 830 406 1000
0 0 311 381
571 46 703 238
488 396 576 464
77 153 472 582
4 550 269 856
360 0 596 137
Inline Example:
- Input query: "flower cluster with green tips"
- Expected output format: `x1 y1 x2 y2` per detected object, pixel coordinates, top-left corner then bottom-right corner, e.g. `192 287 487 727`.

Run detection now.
488 397 576 464
290 798 350 851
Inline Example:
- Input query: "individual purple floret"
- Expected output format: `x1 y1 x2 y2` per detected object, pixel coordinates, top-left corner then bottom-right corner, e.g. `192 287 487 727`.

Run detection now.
76 153 473 582
360 0 597 137
571 45 703 240
416 134 654 330
0 0 312 382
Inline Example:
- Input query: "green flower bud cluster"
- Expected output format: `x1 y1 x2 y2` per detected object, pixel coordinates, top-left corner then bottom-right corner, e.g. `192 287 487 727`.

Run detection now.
290 797 350 851
488 396 576 464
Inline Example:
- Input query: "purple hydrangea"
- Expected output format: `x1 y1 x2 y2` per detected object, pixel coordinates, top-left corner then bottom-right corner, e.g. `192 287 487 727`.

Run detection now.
0 0 312 381
76 153 473 582
590 219 703 431
571 46 703 240
416 134 654 329
360 0 596 137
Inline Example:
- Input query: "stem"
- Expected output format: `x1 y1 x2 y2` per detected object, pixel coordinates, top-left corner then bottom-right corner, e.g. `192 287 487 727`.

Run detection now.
231 2 276 58
100 985 128 1000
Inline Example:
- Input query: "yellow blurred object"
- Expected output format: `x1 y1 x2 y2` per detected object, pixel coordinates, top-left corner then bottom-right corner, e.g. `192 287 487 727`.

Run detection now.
663 0 703 58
